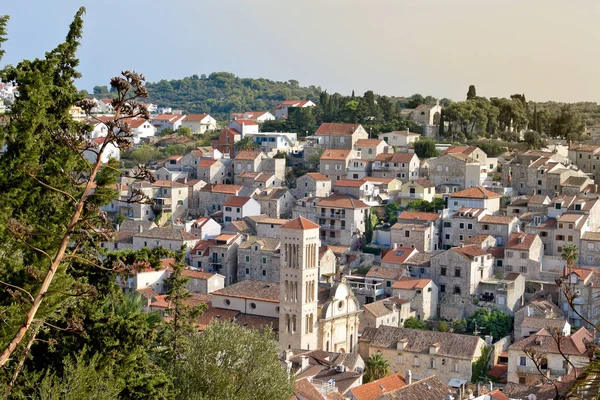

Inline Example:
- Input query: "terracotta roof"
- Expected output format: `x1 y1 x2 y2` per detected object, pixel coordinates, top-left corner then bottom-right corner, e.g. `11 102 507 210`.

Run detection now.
521 317 568 330
195 306 240 331
505 232 538 250
350 372 406 400
152 179 187 188
569 143 600 152
356 139 384 147
566 267 595 281
396 211 440 222
453 207 486 218
182 269 215 280
502 382 571 400
321 149 352 160
391 152 417 163
334 179 368 188
238 236 281 252
441 145 477 156
362 176 396 184
362 299 399 319
391 277 430 290
378 376 450 400
462 234 495 245
223 196 252 207
152 114 185 123
404 178 435 188
198 159 218 167
202 184 243 194
293 378 324 400
450 186 502 199
562 176 589 187
381 248 417 265
212 280 280 302
487 389 510 400
222 220 255 235
305 172 330 181
281 216 321 230
316 194 369 209
509 327 592 356
235 150 262 160
315 122 361 135
184 113 209 122
452 244 491 259
366 266 406 280
480 215 517 225
232 118 258 126
557 213 584 223
214 233 240 243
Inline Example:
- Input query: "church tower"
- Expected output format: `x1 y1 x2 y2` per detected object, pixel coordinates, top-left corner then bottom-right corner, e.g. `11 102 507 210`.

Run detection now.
279 216 321 351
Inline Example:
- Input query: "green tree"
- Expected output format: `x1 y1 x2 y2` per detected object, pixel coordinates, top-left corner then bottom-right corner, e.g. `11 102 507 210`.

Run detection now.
93 85 109 95
499 130 519 142
438 321 450 332
130 143 160 164
471 345 496 383
403 198 446 213
451 318 467 334
413 138 439 158
523 130 543 149
405 94 424 109
385 202 402 224
0 15 8 61
177 126 192 138
467 85 477 100
234 136 259 152
467 308 513 339
403 317 427 330
364 210 378 246
561 244 579 273
364 353 391 383
171 320 294 400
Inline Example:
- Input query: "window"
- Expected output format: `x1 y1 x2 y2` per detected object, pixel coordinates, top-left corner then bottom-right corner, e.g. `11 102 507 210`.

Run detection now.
520 266 527 273
467 223 473 230
250 302 256 309
430 359 436 369
397 354 403 364
497 260 503 267
588 255 594 263
413 356 419 367
568 235 573 242
519 356 527 366
225 299 231 306
262 269 266 276
245 256 250 262
386 281 392 287
445 234 450 240
405 231 410 238
506 251 513 258
454 269 461 278
520 252 527 259
519 377 526 385
556 203 562 210
225 207 232 212
459 223 465 229
441 267 447 276
440 284 446 293
262 257 267 264
453 362 459 372
454 286 461 295
443 222 451 228
558 246 563 253
559 223 563 229
505 265 513 271
538 180 542 185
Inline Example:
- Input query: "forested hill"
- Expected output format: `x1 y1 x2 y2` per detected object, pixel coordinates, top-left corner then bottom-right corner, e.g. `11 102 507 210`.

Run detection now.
144 72 322 120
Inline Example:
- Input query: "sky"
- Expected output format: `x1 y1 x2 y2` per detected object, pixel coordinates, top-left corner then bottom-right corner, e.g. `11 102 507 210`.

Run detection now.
2 0 600 103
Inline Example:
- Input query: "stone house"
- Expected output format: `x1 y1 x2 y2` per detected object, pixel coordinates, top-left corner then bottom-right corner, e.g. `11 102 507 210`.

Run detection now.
182 269 225 294
524 215 556 256
346 158 373 180
204 233 243 285
359 326 485 384
244 215 289 238
430 245 494 320
334 179 380 205
447 186 502 214
223 196 262 224
362 177 402 202
568 143 600 182
558 267 600 330
391 222 437 253
293 194 369 246
212 127 241 157
233 150 286 184
580 231 600 266
380 247 420 270
427 153 476 193
197 159 229 184
348 372 408 400
274 99 316 120
313 123 369 149
503 232 545 280
507 327 592 385
189 217 221 240
378 130 420 148
296 172 332 198
237 236 281 282
391 277 438 320
197 184 243 215
320 149 355 184
254 187 294 218
478 215 520 247
365 266 409 298
318 247 338 280
441 207 491 250
354 138 387 160
513 299 567 340
408 102 443 126
132 227 201 252
397 178 435 207
477 272 525 315
561 175 594 196
507 195 551 217
372 152 420 181
359 298 412 333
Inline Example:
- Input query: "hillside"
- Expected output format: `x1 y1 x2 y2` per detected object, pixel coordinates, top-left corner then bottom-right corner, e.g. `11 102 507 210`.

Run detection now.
144 72 322 120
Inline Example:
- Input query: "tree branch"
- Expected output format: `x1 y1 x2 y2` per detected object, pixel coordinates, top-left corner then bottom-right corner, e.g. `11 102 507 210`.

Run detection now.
0 280 34 303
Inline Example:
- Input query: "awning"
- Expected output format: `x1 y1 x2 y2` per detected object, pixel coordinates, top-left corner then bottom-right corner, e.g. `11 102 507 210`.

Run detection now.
447 378 467 388
378 193 390 201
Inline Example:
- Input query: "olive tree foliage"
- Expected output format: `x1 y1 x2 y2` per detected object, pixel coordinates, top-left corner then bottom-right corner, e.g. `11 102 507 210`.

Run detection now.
0 6 155 383
171 320 295 400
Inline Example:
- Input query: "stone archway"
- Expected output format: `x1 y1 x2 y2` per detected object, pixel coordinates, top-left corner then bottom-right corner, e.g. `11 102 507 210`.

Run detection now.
433 111 441 125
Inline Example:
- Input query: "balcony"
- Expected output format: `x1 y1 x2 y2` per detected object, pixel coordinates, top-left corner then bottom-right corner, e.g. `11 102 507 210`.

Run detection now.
152 198 172 213
320 212 346 220
516 365 539 374
397 193 425 200
324 224 346 231
346 277 385 297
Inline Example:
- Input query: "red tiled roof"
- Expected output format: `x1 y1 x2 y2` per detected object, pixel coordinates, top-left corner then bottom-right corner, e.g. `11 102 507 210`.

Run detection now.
281 216 321 230
316 194 369 209
356 139 384 147
450 186 502 199
184 113 209 122
203 184 243 194
480 215 517 225
223 196 252 207
350 372 406 400
275 100 313 109
316 122 361 135
321 149 352 160
182 269 215 280
335 179 367 188
452 244 491 259
397 211 440 222
506 232 538 250
235 150 262 160
391 277 430 290
380 248 417 265
441 146 477 156
232 119 258 126
198 159 218 167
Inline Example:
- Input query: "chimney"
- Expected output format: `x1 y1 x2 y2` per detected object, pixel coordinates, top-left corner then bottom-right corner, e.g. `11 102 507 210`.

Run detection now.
138 225 143 233
299 355 309 371
485 335 493 345
116 224 120 232
476 382 481 397
397 338 408 351
284 350 293 361
406 370 412 385
392 243 398 250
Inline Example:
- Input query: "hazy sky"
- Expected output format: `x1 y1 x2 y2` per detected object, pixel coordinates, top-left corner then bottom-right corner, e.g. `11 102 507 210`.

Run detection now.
2 0 600 102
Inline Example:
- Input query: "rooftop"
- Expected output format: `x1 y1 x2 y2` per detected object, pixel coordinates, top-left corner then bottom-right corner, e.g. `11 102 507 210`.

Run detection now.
281 216 321 230
315 122 362 135
212 280 280 303
317 194 369 209
450 186 502 199
391 277 431 290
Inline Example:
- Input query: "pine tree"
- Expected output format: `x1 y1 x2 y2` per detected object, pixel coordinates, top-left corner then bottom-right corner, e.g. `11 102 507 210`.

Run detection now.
0 15 8 61
467 85 477 100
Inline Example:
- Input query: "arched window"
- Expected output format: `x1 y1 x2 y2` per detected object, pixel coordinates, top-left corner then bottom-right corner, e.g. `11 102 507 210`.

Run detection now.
285 314 290 333
291 314 297 333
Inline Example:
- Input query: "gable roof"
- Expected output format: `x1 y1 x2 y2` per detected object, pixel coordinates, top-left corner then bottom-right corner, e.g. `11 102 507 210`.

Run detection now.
316 194 369 209
184 113 209 122
441 146 478 156
361 325 482 360
235 150 262 161
212 280 280 302
506 232 538 250
281 216 321 230
275 100 313 109
356 138 384 147
450 186 502 199
397 211 440 222
349 372 406 400
391 277 431 290
334 179 368 188
315 122 362 135
365 266 406 280
321 149 352 161
509 326 592 356
223 196 252 207
378 376 449 400
381 248 417 265
451 244 491 259
305 172 330 181
201 184 243 194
